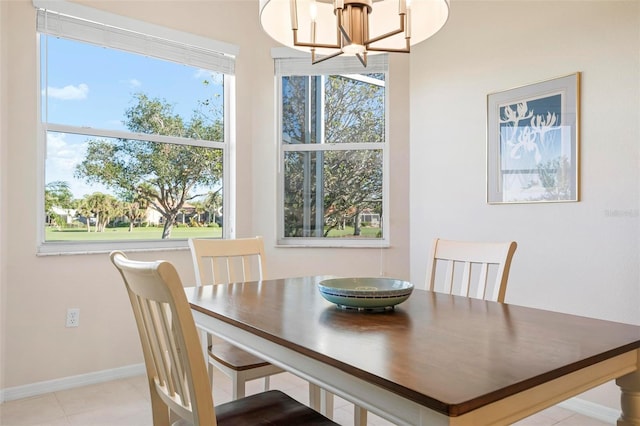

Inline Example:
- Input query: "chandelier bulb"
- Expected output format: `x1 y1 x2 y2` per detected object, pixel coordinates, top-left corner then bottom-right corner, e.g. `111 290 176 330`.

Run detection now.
289 0 298 30
310 0 317 21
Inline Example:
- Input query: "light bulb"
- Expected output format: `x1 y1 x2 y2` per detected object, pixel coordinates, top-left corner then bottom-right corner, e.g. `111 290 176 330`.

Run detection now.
310 0 317 21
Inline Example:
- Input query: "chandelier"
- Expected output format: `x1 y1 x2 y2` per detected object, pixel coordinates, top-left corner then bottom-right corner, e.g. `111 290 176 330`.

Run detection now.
259 0 450 67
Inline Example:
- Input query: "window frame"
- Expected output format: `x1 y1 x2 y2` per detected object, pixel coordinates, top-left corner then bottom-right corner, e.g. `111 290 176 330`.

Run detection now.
275 55 390 248
35 1 238 255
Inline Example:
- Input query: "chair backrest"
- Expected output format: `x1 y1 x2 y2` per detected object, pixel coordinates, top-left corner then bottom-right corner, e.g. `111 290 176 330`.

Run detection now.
188 237 266 286
427 238 517 303
110 251 216 426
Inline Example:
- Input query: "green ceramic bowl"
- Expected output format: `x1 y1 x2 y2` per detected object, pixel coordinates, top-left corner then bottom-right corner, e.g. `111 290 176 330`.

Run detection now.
318 277 414 311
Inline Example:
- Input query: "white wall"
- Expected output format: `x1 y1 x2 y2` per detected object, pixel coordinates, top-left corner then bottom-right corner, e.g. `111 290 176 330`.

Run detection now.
0 0 9 397
0 0 410 390
410 0 640 410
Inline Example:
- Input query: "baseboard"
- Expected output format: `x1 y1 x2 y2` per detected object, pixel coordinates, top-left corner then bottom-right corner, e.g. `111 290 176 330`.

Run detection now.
558 397 620 423
0 363 145 403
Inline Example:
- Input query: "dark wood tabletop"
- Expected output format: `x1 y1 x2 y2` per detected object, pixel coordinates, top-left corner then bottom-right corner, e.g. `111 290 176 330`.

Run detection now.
187 277 640 417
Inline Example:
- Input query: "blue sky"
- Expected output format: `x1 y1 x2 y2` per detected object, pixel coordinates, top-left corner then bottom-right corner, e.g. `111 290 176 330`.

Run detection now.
43 35 224 198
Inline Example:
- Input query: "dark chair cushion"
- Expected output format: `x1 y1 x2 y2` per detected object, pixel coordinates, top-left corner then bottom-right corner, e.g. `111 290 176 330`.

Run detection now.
216 390 339 425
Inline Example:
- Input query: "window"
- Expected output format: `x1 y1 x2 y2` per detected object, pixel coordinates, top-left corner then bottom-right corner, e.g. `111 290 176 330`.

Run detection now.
36 3 238 254
276 56 389 247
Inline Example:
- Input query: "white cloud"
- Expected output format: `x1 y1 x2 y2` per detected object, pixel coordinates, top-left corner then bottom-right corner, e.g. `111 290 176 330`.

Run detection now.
194 69 211 79
127 78 141 88
46 133 111 198
47 132 77 155
194 69 223 85
46 83 89 100
46 133 85 171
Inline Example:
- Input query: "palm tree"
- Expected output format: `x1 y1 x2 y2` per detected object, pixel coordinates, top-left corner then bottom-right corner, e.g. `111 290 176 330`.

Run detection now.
80 193 121 232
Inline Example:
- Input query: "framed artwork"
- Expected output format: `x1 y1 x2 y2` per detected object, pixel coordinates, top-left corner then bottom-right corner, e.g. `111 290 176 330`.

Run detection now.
487 73 580 204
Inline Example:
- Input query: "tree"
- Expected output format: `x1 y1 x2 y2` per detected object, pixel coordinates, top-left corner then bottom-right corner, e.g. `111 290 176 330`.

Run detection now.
190 200 206 226
45 181 74 211
282 74 385 237
322 151 382 237
75 93 223 239
79 193 121 232
76 198 94 232
45 181 75 227
203 189 222 226
121 188 150 232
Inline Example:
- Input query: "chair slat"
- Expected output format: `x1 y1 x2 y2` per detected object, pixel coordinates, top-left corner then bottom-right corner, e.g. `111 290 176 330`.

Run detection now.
141 299 173 396
444 260 455 294
427 238 517 303
460 261 472 297
475 263 490 299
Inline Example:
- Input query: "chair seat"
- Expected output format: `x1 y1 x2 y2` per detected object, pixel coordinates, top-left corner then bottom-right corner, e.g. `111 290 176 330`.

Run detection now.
209 341 271 371
215 390 338 425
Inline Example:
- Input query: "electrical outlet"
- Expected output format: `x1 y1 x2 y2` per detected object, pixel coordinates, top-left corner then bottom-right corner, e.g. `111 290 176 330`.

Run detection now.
66 308 80 327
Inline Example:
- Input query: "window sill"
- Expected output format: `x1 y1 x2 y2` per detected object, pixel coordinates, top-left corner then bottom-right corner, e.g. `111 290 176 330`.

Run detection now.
275 238 390 249
37 240 190 256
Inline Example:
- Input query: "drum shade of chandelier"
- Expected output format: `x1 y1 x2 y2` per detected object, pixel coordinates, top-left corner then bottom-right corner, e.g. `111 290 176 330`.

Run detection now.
259 0 449 67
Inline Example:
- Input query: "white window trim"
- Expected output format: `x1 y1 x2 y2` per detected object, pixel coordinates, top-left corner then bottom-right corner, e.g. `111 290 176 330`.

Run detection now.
35 1 237 255
275 56 390 248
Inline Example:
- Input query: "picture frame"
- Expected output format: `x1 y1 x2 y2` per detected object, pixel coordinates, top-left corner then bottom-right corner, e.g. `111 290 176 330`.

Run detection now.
487 73 580 204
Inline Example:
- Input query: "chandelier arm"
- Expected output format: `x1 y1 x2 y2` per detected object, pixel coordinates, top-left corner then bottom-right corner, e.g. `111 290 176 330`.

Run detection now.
295 41 343 49
338 2 354 45
367 46 409 53
311 49 345 65
338 25 353 46
293 29 341 49
355 52 367 67
367 37 410 53
365 15 405 45
335 13 343 48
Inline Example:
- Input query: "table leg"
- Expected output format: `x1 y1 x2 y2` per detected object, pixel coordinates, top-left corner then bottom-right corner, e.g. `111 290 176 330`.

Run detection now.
354 405 367 426
308 385 334 419
309 383 321 411
321 389 334 419
617 368 640 426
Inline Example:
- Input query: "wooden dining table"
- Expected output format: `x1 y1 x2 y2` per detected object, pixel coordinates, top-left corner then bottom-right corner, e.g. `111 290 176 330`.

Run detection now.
186 276 640 425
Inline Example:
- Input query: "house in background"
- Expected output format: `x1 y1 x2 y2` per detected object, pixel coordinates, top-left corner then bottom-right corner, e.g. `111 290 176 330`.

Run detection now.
48 206 77 226
358 209 380 228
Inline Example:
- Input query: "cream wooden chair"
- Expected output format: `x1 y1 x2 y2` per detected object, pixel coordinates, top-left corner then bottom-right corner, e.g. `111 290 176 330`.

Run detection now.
427 238 518 302
110 251 338 426
354 238 518 426
188 237 284 400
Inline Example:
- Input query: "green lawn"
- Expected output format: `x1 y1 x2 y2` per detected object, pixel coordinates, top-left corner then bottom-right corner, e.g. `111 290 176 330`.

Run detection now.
45 225 381 241
45 225 222 241
325 226 381 238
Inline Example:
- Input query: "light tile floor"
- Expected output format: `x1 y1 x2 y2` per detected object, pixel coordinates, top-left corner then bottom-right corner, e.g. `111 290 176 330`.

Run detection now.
0 370 612 426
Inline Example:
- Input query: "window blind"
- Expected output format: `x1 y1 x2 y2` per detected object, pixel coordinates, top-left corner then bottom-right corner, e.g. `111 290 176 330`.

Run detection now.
35 1 237 75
